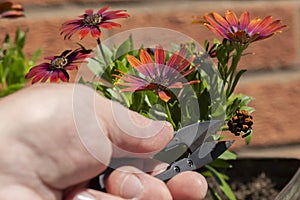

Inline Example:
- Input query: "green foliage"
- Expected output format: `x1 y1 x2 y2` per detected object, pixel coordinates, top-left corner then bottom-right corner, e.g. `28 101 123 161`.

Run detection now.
86 37 229 131
205 165 237 200
0 28 41 97
83 35 254 200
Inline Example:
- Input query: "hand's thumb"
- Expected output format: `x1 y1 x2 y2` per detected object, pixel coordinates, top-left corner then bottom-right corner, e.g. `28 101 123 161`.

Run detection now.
98 100 173 157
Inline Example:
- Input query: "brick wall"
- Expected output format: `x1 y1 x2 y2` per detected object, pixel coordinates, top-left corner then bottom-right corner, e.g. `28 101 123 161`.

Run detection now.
1 0 299 156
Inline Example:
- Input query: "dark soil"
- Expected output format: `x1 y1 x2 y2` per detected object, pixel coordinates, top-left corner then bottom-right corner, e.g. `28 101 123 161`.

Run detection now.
206 172 279 200
205 158 300 200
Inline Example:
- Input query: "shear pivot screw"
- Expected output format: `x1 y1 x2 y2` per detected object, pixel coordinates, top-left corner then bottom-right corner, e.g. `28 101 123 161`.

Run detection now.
174 166 180 173
187 159 193 167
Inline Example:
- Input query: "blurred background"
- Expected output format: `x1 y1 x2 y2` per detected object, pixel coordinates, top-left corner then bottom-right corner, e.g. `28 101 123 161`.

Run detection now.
0 0 299 159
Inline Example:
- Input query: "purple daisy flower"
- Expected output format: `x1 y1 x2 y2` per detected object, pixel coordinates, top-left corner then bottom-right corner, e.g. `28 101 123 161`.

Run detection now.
114 46 200 102
60 7 129 40
25 48 92 84
195 10 286 44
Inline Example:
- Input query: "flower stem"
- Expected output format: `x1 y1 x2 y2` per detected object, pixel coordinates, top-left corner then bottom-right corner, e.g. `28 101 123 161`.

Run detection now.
97 38 109 67
226 47 243 97
163 101 176 128
0 65 7 90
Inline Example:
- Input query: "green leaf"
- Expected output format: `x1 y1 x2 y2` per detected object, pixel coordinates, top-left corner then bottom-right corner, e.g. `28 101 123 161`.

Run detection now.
227 69 247 97
206 165 237 200
77 76 86 84
243 130 253 145
216 44 229 67
218 150 237 160
208 186 223 200
95 44 113 65
226 94 254 121
201 170 213 177
240 106 255 114
0 27 41 97
213 38 221 44
87 58 105 77
203 40 209 50
115 60 128 73
115 34 133 60
0 83 24 97
29 48 42 65
15 28 26 49
3 33 10 43
209 159 232 169
130 91 146 112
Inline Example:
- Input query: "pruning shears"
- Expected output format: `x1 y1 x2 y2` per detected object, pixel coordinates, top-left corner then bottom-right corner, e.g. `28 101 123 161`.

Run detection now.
93 120 234 190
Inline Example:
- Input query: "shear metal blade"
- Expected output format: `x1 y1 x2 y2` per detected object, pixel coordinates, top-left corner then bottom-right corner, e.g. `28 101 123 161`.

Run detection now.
163 120 224 152
155 140 235 181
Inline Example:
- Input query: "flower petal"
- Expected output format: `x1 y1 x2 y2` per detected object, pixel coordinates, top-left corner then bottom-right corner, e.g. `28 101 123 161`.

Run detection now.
64 64 78 71
140 49 153 64
97 6 110 15
154 45 165 65
250 16 273 34
158 90 171 102
213 12 230 30
126 54 143 68
40 71 51 82
85 9 94 15
126 54 152 78
225 10 239 29
259 20 286 36
204 14 229 37
78 28 90 40
168 82 183 88
167 48 189 73
31 71 48 84
50 71 59 82
58 70 69 82
90 27 101 39
205 23 228 39
239 11 250 30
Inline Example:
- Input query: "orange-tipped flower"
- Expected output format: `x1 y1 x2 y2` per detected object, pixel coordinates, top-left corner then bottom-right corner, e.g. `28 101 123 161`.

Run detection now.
114 46 200 102
60 7 129 40
0 1 24 18
196 10 286 44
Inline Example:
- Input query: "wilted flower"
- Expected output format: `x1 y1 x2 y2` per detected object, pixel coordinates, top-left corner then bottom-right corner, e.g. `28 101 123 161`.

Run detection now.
114 46 200 102
25 47 92 83
0 1 24 18
227 110 253 137
195 10 286 44
60 7 129 40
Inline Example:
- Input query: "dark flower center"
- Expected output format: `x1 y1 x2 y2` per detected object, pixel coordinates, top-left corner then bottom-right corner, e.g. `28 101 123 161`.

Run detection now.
233 30 252 44
150 77 170 88
227 110 253 137
50 57 68 69
157 83 168 91
83 14 102 26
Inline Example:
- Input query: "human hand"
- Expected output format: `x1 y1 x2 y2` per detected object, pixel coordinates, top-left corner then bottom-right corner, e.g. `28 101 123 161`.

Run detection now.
0 84 207 200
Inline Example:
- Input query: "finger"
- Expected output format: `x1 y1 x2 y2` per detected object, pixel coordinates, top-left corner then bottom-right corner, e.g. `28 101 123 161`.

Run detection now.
107 157 168 175
95 100 173 157
1 84 112 188
65 189 125 200
105 166 172 200
166 171 208 200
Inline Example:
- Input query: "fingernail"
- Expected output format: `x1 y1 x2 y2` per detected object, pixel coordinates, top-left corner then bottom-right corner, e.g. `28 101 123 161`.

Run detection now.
73 192 96 200
120 174 143 198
